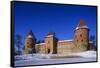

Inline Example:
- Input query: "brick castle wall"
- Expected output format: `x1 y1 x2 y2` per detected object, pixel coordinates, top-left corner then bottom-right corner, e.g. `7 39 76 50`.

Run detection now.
24 19 94 54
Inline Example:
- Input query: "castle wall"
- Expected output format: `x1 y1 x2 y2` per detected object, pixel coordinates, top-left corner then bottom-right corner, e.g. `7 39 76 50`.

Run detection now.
35 43 45 54
24 19 92 55
35 40 92 54
57 40 82 54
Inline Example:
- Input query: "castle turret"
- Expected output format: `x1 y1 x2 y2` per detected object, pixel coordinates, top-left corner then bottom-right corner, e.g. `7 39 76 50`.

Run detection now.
24 30 36 54
45 32 58 54
74 19 89 51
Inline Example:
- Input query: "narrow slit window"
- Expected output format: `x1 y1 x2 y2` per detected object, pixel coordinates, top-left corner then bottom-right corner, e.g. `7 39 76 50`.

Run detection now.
80 34 82 37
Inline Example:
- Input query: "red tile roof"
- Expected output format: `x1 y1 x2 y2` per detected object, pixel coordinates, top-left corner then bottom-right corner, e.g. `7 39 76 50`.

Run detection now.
78 19 86 27
75 19 88 30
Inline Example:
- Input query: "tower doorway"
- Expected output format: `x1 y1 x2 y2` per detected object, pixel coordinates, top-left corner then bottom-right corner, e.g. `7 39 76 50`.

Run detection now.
48 49 50 54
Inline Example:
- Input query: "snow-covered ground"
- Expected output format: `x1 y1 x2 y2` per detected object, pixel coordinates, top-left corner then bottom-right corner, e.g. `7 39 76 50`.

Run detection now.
15 50 97 67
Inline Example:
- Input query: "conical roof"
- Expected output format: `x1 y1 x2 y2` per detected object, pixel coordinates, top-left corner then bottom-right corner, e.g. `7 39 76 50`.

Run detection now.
78 19 86 27
27 30 33 35
47 32 55 36
76 19 88 30
27 30 36 39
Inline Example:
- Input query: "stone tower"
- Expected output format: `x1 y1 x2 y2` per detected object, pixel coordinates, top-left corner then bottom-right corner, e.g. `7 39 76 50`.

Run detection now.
45 32 58 54
24 30 36 54
74 19 89 51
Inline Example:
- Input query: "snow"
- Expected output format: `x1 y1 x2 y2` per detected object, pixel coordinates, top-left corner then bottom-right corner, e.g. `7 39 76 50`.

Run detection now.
75 26 88 30
58 40 73 42
36 43 45 45
46 35 54 37
89 41 93 43
15 50 97 66
73 51 96 58
27 35 33 38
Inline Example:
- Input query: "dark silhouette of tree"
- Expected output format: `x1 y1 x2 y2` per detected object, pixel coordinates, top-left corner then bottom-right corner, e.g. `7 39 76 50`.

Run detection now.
90 35 97 50
90 35 95 41
15 34 22 55
41 40 44 43
90 35 95 45
36 40 41 44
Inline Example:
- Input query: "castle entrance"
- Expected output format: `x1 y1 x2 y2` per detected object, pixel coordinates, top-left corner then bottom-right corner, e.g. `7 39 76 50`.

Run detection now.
48 49 50 54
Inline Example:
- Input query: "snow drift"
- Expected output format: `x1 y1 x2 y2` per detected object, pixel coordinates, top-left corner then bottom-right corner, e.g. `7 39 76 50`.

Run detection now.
15 50 96 60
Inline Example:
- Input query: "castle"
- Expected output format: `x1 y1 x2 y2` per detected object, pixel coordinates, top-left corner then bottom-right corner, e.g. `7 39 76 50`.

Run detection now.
24 19 94 54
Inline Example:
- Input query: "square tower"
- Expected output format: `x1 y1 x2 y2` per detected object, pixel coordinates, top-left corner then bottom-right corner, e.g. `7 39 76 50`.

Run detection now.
45 32 58 54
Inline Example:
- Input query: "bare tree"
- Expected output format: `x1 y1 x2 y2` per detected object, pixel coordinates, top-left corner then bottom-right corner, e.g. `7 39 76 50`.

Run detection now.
90 35 95 45
90 35 97 50
15 34 22 55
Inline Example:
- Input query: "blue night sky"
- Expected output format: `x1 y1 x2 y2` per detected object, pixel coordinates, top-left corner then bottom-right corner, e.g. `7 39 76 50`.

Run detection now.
14 2 97 42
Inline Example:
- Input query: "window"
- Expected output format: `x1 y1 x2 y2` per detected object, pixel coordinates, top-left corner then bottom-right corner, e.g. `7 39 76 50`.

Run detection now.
27 45 30 48
80 34 82 37
81 39 83 42
27 42 29 44
77 40 78 42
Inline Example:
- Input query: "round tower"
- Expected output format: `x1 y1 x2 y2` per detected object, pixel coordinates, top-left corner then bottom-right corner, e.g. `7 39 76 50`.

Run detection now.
24 30 36 54
74 19 89 51
45 32 58 54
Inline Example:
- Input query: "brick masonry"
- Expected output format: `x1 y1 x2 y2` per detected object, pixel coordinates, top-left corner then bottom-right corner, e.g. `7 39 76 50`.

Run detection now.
24 19 94 54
